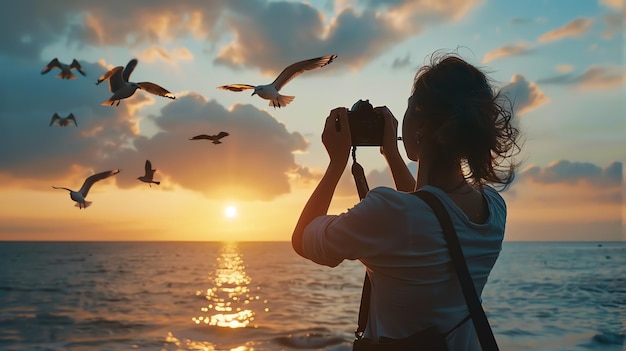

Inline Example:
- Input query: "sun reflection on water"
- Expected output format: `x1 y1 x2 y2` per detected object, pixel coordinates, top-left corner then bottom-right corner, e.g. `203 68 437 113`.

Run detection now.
192 242 266 329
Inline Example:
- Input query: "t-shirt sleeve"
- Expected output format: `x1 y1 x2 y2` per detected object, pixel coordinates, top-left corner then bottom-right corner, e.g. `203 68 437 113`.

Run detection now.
300 187 409 267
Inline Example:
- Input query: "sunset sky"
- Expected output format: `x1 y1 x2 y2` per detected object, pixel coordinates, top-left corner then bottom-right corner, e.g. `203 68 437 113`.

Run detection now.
0 0 623 242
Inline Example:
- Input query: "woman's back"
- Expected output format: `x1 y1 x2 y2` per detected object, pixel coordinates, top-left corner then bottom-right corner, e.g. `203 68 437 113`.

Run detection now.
360 186 505 348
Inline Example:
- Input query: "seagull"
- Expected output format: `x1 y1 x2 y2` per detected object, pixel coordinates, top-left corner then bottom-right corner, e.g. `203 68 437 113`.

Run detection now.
95 58 175 106
52 169 121 209
49 113 78 127
41 58 86 79
189 131 229 144
137 160 160 187
217 54 337 108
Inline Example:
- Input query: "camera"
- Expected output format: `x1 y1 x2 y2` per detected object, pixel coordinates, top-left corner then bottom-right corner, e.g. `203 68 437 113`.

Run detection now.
347 99 384 146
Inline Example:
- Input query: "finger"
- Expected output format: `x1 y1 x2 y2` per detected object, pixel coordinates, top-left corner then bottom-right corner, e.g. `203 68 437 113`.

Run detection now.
336 108 349 132
329 107 348 132
324 115 336 132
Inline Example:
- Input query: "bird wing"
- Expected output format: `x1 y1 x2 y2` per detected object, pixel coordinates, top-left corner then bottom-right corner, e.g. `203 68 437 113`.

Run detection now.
78 169 121 197
137 82 175 99
67 113 77 126
70 59 86 76
108 67 127 93
122 59 138 82
41 58 61 75
50 113 60 126
271 54 337 91
217 84 256 92
144 160 152 175
96 66 122 86
52 186 72 192
216 131 229 139
190 134 210 140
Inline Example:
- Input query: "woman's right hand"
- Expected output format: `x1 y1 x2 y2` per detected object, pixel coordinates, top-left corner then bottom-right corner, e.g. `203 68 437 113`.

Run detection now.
322 107 351 166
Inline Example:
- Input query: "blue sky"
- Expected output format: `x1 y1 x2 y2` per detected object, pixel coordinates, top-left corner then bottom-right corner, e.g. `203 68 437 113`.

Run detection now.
0 0 623 241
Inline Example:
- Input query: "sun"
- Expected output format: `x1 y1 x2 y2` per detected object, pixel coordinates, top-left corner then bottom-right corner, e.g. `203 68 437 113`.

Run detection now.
224 205 238 219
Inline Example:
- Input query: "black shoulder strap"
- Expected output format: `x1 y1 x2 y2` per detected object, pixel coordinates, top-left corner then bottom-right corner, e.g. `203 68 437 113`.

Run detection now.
355 190 499 351
414 191 499 350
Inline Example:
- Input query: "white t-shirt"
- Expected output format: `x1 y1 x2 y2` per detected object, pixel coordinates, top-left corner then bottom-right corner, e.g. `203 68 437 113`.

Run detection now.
301 185 506 350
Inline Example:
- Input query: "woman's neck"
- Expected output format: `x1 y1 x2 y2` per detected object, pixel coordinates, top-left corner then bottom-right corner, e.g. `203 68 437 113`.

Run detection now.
415 158 466 192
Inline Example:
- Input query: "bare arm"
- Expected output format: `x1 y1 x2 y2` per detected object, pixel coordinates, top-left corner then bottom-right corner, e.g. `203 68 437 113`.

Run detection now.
292 108 351 257
377 107 416 192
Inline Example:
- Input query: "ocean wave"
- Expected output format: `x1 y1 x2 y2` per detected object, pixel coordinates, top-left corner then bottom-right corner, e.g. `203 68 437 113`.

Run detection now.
590 331 625 345
274 328 346 349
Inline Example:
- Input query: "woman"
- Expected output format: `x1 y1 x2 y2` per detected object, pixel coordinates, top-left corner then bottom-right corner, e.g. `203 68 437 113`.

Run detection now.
292 53 520 349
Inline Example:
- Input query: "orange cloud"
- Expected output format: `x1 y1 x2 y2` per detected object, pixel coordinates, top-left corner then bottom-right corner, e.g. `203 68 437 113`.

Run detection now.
577 65 626 90
602 13 623 39
600 0 623 10
503 161 623 241
214 0 483 74
538 18 592 42
139 46 194 65
555 64 575 73
482 42 531 63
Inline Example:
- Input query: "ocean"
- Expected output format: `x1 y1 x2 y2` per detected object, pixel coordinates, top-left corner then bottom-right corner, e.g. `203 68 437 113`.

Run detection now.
0 241 623 351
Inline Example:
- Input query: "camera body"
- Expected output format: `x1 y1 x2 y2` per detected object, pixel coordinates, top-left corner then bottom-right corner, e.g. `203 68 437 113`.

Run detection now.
347 99 384 146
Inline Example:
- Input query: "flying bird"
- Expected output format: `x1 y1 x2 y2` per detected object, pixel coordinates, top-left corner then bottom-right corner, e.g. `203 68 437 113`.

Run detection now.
95 58 175 106
49 113 77 127
41 58 86 79
137 160 160 187
52 169 121 209
217 54 337 108
189 131 229 144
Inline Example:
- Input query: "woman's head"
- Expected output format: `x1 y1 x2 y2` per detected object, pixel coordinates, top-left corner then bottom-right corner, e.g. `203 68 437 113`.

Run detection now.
402 52 520 189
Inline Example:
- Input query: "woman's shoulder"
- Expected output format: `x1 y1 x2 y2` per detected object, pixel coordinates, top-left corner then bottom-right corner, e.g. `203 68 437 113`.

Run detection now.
482 185 507 211
362 187 435 217
367 186 423 204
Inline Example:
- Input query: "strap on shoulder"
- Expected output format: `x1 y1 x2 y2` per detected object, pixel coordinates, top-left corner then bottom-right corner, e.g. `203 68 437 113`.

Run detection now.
413 190 499 350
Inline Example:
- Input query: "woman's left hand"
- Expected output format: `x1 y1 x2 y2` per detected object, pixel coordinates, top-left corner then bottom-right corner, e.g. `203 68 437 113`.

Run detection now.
376 106 400 156
322 107 351 166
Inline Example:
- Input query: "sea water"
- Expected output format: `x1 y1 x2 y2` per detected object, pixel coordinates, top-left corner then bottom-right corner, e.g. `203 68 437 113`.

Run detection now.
0 241 623 351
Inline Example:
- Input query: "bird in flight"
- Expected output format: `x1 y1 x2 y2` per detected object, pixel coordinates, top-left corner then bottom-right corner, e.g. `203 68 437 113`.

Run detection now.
95 58 175 106
137 160 160 187
52 169 121 209
49 113 77 127
41 58 86 80
189 131 229 144
217 54 337 108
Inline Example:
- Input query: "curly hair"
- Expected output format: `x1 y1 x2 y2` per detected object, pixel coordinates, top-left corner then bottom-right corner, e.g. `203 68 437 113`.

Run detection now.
409 52 521 190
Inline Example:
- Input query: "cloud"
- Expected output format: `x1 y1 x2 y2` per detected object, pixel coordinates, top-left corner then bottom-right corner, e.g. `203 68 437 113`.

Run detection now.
518 160 622 189
0 55 308 201
555 64 575 73
391 54 412 70
601 13 624 39
481 42 532 63
599 0 623 11
139 46 194 65
0 57 144 188
538 18 592 43
0 0 483 75
577 66 626 89
113 94 309 200
0 2 226 60
503 160 623 241
213 0 482 74
67 2 225 47
510 17 546 24
499 74 549 116
536 65 626 90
